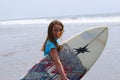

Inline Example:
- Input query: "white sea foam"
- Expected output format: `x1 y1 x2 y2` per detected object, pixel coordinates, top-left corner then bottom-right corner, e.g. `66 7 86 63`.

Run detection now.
0 19 49 25
0 16 120 25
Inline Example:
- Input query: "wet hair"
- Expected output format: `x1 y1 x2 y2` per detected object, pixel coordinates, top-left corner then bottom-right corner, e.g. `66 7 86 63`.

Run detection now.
41 20 64 51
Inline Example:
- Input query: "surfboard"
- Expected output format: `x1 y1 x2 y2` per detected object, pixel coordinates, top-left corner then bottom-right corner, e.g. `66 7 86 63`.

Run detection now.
20 26 108 80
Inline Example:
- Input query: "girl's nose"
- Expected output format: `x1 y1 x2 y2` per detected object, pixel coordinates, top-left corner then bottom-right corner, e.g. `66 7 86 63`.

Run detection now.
57 31 63 37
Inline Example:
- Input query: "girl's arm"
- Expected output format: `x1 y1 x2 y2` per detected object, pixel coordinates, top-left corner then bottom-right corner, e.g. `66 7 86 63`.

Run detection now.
50 48 68 80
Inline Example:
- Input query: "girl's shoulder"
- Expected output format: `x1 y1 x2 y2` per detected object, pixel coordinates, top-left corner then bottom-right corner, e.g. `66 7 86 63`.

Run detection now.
46 39 59 45
46 40 54 46
44 40 57 56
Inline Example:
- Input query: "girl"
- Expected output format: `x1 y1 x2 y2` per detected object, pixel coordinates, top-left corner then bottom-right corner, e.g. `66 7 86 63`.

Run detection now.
42 20 68 80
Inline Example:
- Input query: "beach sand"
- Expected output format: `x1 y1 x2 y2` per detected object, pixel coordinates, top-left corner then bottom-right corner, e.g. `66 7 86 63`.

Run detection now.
0 19 120 80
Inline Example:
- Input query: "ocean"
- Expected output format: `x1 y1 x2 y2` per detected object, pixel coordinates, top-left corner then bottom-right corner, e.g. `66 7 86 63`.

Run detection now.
0 15 120 80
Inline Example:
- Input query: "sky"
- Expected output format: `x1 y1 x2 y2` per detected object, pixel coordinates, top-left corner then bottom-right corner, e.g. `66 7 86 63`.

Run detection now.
0 0 120 20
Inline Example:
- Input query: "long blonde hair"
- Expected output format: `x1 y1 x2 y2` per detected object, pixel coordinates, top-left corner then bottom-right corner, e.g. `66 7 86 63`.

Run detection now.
41 20 64 51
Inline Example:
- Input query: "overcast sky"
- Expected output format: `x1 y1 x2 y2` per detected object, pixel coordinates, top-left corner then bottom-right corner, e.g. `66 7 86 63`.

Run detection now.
0 0 120 20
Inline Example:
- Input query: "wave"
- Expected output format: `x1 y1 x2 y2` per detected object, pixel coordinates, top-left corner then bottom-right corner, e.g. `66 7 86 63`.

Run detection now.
0 15 120 25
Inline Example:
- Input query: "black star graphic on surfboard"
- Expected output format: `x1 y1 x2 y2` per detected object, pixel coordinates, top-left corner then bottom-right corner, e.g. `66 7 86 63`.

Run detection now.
74 44 90 56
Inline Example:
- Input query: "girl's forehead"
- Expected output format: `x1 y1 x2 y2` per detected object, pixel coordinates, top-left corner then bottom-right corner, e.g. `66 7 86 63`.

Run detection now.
53 24 62 29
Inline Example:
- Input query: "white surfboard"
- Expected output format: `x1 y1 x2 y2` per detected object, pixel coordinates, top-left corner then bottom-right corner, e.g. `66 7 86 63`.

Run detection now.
64 26 108 70
21 26 108 80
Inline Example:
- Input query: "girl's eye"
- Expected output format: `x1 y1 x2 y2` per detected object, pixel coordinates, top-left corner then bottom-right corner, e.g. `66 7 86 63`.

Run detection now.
53 29 63 32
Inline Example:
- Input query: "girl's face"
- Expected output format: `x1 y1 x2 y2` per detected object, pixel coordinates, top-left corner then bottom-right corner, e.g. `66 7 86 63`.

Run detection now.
52 24 63 39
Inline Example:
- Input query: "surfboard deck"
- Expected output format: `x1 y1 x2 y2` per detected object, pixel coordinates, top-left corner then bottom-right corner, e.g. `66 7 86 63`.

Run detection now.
20 27 108 80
